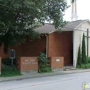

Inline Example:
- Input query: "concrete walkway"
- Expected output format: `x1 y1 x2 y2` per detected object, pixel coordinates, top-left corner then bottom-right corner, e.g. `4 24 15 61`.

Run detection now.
0 69 90 82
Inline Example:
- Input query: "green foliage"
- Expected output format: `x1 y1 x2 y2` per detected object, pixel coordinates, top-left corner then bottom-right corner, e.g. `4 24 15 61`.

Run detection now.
82 34 87 64
86 57 90 63
76 65 81 68
86 63 90 68
0 0 67 49
76 34 89 69
38 53 47 62
76 45 82 67
1 64 21 77
43 67 52 72
38 53 52 73
80 64 90 69
77 63 90 69
81 64 86 69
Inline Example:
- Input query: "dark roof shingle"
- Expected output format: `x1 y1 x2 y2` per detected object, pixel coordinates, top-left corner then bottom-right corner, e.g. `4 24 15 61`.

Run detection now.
35 20 88 34
35 24 55 34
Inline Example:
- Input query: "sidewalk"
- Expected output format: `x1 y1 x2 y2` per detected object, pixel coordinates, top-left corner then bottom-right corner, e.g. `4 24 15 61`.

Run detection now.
0 69 90 82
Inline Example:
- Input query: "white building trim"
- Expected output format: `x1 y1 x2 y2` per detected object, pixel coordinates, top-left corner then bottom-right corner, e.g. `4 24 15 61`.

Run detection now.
73 31 76 67
74 20 90 30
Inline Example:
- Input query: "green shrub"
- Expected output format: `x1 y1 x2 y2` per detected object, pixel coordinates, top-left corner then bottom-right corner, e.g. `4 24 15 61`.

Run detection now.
77 45 82 67
77 55 90 69
76 65 81 68
86 57 90 63
1 64 21 77
80 64 90 69
42 66 52 72
38 53 52 73
82 34 87 64
85 63 90 69
81 64 86 69
38 53 47 62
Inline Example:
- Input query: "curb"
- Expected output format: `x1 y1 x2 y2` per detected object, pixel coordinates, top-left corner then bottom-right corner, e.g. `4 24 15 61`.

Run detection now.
0 72 66 82
0 69 90 82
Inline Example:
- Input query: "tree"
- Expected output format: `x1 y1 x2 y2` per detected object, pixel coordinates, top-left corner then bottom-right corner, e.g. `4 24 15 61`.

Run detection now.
77 45 82 67
82 33 87 64
0 0 67 52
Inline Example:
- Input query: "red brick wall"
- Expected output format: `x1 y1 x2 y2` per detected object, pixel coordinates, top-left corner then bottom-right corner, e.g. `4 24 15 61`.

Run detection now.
0 31 73 66
17 57 38 71
48 31 73 66
50 57 64 69
0 57 1 73
0 44 9 58
0 35 46 58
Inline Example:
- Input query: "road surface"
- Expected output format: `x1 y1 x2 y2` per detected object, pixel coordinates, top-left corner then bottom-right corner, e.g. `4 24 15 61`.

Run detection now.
0 72 90 90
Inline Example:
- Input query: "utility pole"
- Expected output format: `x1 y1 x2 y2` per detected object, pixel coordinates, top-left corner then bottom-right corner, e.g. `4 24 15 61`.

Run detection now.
85 29 89 57
87 29 89 57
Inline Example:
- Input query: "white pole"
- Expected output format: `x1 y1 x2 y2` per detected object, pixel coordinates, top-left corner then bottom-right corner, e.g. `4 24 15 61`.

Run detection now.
71 0 78 21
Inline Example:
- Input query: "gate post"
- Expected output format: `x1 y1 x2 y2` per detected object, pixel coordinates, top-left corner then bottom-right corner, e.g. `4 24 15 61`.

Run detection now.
0 57 1 75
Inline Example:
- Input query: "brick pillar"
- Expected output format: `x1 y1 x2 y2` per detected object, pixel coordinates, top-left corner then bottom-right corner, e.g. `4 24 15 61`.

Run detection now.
0 57 1 75
16 57 21 71
50 57 64 71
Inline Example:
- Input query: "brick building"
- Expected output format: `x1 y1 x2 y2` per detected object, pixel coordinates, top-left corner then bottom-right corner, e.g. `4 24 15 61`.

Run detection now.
0 20 90 67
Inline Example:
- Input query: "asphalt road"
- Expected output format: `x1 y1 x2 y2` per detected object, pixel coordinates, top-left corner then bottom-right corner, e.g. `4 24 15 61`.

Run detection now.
0 72 90 90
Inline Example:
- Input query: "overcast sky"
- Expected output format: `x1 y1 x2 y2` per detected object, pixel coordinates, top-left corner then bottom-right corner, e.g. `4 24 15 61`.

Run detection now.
64 0 90 21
